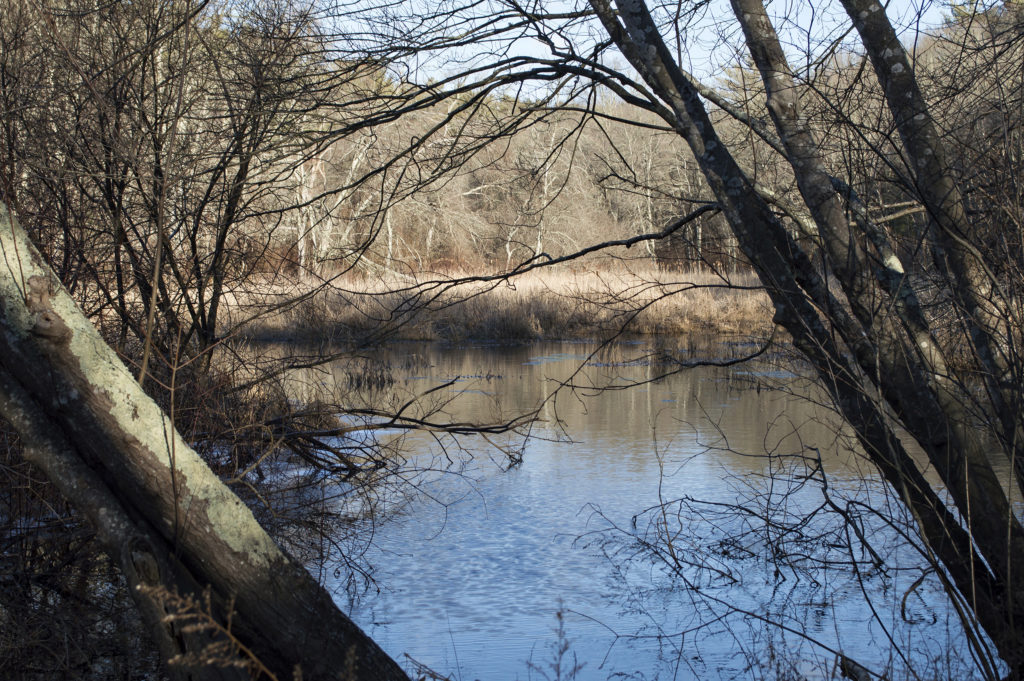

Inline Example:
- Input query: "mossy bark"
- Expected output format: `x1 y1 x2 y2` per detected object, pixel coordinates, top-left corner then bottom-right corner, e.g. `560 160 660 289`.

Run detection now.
0 204 410 681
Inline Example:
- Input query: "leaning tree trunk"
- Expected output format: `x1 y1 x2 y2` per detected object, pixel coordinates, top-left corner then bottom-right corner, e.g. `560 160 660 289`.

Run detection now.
0 203 410 681
726 3 1024 671
586 0 1024 674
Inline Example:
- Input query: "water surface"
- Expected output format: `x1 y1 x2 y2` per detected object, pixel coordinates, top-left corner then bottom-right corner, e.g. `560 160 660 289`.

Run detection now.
306 341 976 680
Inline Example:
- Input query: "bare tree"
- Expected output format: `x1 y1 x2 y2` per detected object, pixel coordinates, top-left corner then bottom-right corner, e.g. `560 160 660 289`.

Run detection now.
0 205 410 680
333 0 1024 675
4 0 1022 676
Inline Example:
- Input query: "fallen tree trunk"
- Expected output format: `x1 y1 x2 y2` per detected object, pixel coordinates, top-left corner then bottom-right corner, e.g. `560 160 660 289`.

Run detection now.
0 203 410 681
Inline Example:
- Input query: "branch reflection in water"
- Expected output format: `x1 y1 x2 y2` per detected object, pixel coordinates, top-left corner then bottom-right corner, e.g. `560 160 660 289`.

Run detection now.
281 340 982 681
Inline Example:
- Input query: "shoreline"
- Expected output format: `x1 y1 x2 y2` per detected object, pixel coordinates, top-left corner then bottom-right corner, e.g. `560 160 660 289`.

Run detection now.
231 268 775 345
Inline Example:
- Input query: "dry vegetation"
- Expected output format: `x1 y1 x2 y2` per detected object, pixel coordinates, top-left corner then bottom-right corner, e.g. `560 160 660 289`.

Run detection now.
1 0 1022 676
232 267 772 343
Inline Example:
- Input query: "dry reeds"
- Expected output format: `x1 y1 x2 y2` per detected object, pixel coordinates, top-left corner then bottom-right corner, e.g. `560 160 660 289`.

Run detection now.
234 266 773 344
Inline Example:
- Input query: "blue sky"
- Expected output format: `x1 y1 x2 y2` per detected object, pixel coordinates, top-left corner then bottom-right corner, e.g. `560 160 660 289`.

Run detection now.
338 0 959 90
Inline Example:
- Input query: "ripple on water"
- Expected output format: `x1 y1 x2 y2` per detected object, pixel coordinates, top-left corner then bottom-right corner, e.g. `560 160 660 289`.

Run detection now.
331 341 984 681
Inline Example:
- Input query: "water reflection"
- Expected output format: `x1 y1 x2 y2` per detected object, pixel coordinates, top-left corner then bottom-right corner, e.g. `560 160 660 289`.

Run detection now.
295 341 977 680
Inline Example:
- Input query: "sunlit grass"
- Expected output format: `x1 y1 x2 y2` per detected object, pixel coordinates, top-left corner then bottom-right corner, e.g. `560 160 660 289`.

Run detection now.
234 265 773 343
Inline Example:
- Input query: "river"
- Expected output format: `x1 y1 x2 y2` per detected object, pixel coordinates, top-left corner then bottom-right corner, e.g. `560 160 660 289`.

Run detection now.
286 340 980 680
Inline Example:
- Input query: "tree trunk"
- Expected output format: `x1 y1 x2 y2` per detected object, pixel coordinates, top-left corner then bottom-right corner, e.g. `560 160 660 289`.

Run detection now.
0 204 410 681
587 0 1024 673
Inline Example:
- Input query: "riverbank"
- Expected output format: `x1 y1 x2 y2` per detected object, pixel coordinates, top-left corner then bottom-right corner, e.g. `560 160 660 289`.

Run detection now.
233 268 774 344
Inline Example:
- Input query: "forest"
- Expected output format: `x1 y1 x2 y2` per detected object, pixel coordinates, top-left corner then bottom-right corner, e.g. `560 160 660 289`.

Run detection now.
1 0 1022 679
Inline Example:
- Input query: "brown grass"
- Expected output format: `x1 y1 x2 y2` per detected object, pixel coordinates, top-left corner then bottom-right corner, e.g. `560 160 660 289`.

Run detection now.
232 266 773 343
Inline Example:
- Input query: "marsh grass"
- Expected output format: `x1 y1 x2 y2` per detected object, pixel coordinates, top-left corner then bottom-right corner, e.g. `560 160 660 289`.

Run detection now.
234 267 772 343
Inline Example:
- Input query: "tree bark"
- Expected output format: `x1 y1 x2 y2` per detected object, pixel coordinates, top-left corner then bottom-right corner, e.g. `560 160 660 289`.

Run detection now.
838 0 1024 493
0 203 410 681
727 3 1024 669
587 0 1024 672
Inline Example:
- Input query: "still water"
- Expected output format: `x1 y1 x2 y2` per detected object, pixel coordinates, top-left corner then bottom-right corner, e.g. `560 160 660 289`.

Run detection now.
302 341 975 680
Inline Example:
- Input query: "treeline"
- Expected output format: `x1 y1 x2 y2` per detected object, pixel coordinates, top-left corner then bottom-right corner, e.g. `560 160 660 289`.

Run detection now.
1 0 1023 677
257 6 1024 285
2 1 1020 367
